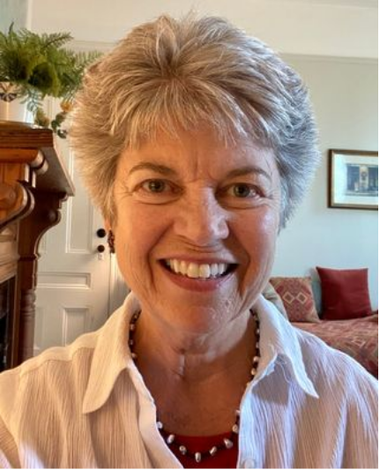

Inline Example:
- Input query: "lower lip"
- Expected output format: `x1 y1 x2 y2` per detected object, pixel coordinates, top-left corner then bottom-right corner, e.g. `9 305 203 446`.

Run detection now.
159 263 234 292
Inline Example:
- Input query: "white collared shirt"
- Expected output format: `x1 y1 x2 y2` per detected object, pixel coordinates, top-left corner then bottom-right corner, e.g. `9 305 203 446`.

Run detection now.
0 293 377 468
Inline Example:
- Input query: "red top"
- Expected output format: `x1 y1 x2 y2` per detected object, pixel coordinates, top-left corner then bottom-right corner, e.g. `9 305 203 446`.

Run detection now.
167 431 238 468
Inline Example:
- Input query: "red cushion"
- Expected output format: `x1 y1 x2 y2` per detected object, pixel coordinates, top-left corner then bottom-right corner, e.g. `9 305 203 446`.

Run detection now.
316 267 372 320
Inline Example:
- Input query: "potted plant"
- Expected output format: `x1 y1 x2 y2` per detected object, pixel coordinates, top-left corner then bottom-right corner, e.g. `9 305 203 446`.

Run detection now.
0 24 101 137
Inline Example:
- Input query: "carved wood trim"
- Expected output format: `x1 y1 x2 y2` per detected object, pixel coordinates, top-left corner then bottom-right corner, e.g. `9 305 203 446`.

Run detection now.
0 181 34 232
0 224 18 283
0 148 45 169
0 122 74 368
0 121 54 148
16 190 67 363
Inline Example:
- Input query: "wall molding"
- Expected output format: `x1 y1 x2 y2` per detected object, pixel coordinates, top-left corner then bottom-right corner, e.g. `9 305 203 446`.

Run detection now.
69 40 115 53
282 53 378 65
278 0 378 8
70 40 378 64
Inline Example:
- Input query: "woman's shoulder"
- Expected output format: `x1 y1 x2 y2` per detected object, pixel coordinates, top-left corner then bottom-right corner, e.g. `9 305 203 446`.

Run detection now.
0 299 135 424
0 297 132 391
0 330 99 421
1 328 98 379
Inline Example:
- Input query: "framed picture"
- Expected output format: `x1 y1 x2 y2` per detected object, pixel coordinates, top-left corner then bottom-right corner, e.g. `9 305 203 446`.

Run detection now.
328 149 378 210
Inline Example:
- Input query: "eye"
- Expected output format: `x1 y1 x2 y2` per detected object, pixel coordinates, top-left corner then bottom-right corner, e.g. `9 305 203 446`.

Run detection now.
217 182 264 208
230 183 258 198
226 183 260 198
132 178 181 204
141 179 168 193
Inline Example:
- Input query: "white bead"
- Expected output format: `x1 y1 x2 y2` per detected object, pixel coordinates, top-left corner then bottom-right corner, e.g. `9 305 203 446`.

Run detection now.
209 446 218 456
223 438 233 449
156 421 163 430
179 446 187 455
195 452 202 462
167 434 175 444
232 423 239 433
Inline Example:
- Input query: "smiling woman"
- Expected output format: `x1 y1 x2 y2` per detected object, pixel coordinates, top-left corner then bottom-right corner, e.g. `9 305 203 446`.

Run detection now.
0 12 377 470
109 130 280 339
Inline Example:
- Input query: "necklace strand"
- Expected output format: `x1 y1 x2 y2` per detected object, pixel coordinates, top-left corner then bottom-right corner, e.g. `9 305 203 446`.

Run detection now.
128 311 260 464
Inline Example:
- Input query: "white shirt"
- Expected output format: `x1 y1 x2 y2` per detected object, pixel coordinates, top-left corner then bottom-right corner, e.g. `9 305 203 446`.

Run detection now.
0 293 377 468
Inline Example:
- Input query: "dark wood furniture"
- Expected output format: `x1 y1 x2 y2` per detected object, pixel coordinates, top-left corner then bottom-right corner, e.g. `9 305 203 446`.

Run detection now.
0 121 74 370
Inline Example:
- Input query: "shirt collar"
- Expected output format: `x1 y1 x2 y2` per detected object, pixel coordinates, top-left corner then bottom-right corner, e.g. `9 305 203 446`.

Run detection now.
83 291 318 413
254 295 318 398
82 293 139 414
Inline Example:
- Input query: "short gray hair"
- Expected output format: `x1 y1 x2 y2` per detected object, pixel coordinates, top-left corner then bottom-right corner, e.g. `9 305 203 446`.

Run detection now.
70 13 320 227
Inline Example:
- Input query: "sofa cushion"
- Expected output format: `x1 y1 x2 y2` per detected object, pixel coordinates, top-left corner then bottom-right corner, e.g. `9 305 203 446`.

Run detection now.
269 277 320 323
316 267 372 320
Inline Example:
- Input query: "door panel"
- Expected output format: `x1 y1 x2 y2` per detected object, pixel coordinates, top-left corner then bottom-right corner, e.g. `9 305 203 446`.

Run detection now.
35 100 112 354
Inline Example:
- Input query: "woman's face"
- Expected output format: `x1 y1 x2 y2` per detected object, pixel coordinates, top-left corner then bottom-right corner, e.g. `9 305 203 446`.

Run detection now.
108 128 281 335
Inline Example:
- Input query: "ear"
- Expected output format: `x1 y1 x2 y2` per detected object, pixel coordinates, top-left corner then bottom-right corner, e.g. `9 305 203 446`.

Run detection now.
104 219 112 232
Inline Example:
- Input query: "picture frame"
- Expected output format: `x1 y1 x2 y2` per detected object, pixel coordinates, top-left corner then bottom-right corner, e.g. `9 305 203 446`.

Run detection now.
328 149 378 210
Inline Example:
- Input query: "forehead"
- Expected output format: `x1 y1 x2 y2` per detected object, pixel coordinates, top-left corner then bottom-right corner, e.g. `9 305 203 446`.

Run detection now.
119 128 277 179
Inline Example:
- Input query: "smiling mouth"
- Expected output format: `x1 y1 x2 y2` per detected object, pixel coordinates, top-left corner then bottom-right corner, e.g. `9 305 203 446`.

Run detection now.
162 259 237 280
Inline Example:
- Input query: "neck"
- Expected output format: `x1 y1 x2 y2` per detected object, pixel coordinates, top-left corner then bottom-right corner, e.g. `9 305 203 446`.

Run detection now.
134 308 256 382
129 308 259 435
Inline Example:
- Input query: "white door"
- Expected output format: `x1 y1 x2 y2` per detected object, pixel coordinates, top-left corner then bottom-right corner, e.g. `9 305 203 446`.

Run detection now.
34 102 127 354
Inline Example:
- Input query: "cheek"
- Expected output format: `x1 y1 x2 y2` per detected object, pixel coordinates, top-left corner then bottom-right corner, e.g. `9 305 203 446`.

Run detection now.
242 207 279 252
237 208 279 290
113 206 167 284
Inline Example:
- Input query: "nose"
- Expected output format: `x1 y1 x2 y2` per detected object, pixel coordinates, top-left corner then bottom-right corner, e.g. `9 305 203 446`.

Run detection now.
173 190 229 245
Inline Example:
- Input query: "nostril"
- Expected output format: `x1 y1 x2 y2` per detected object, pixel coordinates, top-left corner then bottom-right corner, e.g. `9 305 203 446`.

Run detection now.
174 197 230 243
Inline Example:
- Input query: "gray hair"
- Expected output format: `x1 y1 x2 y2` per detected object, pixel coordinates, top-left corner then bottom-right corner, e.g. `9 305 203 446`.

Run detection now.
70 13 320 227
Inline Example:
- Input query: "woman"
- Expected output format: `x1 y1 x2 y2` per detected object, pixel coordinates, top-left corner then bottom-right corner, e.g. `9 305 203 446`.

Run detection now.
0 14 377 469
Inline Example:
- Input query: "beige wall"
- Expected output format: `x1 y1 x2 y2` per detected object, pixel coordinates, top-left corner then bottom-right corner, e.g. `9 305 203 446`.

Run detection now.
273 56 378 309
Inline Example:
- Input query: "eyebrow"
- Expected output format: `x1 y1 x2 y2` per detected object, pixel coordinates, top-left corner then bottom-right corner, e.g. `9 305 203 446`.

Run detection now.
127 162 272 180
226 165 272 181
127 162 178 177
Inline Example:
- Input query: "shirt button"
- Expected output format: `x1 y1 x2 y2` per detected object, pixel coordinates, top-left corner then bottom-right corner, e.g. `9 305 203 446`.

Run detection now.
241 457 256 468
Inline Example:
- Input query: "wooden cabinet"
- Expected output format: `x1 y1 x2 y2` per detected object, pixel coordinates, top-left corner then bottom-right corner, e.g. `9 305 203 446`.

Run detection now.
0 121 74 370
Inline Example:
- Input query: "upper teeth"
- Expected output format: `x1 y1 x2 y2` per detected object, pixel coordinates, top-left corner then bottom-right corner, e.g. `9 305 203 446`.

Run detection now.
166 259 229 279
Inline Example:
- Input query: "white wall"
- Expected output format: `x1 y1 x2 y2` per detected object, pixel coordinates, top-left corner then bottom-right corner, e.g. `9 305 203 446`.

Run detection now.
273 56 378 309
0 0 32 32
26 0 378 308
29 0 378 58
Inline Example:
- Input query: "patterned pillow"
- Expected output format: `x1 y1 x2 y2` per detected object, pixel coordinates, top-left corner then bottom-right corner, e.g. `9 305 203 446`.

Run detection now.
270 277 320 323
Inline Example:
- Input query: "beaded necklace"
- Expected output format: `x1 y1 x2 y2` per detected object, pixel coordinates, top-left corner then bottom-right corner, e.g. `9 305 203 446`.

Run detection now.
128 311 260 464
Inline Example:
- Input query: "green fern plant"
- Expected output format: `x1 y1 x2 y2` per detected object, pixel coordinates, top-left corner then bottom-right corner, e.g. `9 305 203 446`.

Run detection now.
0 24 101 137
